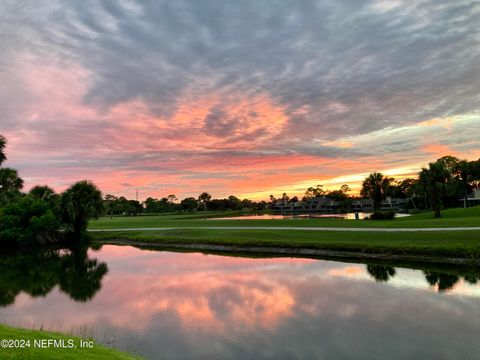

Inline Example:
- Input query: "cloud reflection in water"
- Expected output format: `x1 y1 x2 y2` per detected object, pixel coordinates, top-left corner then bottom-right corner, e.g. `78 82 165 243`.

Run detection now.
1 245 480 359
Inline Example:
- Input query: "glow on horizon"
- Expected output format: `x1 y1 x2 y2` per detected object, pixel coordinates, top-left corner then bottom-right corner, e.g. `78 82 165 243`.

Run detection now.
237 165 424 201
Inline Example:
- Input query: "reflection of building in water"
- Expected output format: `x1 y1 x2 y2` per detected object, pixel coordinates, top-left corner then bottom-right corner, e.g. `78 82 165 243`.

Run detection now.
271 196 409 213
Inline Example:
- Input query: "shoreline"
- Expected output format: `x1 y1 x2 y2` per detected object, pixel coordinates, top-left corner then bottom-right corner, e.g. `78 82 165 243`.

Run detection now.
0 324 140 359
89 226 480 232
95 238 480 265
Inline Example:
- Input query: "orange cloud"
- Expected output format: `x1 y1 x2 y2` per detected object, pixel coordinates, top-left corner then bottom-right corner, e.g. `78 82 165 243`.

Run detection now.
7 55 479 201
421 143 456 158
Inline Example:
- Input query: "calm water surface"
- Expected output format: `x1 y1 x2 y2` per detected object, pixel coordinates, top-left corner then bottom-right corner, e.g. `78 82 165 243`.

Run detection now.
1 245 480 359
210 213 410 220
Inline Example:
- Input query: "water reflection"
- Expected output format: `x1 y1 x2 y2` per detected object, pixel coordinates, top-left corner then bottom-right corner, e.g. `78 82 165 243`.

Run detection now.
361 261 480 293
423 271 460 293
209 213 411 220
1 245 480 359
366 265 396 282
465 276 479 284
0 246 108 306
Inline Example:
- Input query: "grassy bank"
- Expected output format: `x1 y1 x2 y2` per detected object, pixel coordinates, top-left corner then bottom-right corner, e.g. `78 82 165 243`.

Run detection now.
0 325 141 360
90 206 480 230
89 206 480 260
91 228 480 260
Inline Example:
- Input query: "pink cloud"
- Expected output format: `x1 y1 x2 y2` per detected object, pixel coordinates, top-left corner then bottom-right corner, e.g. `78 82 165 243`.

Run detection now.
4 53 478 201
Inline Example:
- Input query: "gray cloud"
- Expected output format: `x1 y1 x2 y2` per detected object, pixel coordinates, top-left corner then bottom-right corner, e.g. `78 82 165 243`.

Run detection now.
2 0 479 138
204 106 239 138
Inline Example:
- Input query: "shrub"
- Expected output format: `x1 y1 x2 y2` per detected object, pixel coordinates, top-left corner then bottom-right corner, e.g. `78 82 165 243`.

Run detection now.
369 211 396 220
0 196 62 246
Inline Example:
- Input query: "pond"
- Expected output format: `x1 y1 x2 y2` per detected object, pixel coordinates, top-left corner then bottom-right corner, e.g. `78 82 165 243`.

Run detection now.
209 213 411 220
1 245 480 359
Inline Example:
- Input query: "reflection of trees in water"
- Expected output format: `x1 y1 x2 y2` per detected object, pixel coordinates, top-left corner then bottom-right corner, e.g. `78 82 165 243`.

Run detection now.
423 271 460 292
365 263 480 292
0 246 108 306
366 265 396 282
59 248 107 302
464 276 480 285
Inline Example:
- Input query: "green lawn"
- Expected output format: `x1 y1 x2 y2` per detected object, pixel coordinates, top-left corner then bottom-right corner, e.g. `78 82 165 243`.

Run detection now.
89 206 480 260
90 206 480 229
0 325 141 360
92 228 480 259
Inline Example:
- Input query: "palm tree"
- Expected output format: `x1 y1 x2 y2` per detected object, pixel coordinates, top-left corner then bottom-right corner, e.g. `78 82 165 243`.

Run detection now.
198 192 211 205
0 136 23 205
61 180 104 237
0 168 24 205
304 184 325 199
418 162 452 217
360 172 391 211
198 192 211 217
29 185 56 200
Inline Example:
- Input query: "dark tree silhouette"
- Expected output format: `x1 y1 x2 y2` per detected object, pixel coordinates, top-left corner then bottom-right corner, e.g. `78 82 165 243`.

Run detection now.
198 192 211 212
0 247 108 306
0 135 6 166
59 246 108 302
180 197 198 211
366 265 396 282
304 184 325 199
424 271 460 292
418 162 452 217
0 168 24 206
361 173 392 211
29 185 56 200
61 180 104 237
0 196 61 246
464 276 480 284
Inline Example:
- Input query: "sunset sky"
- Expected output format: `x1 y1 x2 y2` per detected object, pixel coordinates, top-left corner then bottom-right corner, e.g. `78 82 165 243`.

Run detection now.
1 1 479 200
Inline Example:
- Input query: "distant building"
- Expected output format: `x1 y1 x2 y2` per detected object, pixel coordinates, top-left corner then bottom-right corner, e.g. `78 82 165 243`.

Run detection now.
351 199 373 212
271 196 408 214
380 196 409 211
301 196 341 213
459 189 480 208
270 199 303 212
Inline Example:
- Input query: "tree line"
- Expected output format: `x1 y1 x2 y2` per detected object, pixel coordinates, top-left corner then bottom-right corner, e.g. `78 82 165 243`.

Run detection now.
102 154 480 219
265 155 480 218
360 156 480 217
103 192 270 216
269 156 480 218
